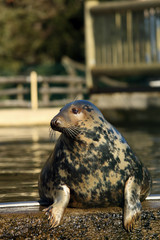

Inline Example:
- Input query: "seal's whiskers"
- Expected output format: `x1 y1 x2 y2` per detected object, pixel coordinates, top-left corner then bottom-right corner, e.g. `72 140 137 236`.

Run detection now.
66 128 76 138
63 125 82 139
49 126 56 142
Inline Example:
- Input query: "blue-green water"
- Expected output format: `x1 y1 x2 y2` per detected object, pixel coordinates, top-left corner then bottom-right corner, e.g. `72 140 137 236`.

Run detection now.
0 125 159 202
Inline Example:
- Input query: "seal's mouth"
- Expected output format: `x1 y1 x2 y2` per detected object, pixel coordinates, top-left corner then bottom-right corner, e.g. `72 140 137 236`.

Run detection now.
50 118 81 139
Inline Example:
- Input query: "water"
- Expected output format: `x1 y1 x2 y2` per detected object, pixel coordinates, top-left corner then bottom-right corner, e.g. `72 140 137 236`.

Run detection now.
0 125 159 203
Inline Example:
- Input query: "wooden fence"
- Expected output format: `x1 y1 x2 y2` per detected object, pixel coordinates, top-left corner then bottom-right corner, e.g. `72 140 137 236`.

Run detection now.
85 0 160 88
0 72 87 109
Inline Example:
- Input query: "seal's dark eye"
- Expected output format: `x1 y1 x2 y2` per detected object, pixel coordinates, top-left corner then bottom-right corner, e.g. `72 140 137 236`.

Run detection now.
72 108 78 114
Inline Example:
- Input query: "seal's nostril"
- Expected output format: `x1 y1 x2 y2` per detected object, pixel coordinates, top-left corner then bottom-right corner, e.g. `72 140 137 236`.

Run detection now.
51 118 61 128
54 119 59 126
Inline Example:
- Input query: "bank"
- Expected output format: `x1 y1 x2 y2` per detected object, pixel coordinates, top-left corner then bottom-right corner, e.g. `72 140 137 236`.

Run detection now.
0 199 160 239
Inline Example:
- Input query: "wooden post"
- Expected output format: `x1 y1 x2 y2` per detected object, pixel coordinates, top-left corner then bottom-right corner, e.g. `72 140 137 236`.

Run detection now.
42 81 49 104
85 0 99 89
17 84 24 101
127 10 134 63
115 12 123 64
30 71 38 109
144 9 151 63
156 8 160 62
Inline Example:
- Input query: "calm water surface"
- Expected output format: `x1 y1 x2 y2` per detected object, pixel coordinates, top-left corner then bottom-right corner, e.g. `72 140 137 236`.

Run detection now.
0 125 159 202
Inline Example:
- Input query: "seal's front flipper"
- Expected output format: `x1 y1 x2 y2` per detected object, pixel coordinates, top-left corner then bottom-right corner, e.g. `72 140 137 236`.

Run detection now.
43 185 70 228
124 176 142 232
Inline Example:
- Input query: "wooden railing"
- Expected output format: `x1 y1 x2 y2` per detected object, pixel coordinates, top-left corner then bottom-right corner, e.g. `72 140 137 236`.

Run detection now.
0 76 30 108
85 0 160 88
0 72 87 108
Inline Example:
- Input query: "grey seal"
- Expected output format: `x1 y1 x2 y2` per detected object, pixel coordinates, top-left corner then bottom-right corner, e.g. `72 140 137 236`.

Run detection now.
38 100 151 231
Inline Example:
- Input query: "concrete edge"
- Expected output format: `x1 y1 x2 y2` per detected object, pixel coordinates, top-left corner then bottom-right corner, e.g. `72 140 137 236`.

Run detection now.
0 108 60 127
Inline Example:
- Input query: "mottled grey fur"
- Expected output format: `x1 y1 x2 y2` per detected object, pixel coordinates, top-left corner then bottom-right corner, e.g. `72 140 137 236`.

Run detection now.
38 100 152 231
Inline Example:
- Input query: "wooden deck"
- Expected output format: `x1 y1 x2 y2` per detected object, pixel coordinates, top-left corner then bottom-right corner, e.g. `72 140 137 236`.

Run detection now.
85 0 160 88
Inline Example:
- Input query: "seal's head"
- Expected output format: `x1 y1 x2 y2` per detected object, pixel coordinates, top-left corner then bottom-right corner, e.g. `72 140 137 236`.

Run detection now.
50 100 105 138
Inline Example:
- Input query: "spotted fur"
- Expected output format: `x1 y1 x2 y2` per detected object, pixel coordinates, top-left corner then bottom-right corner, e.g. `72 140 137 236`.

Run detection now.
38 100 152 231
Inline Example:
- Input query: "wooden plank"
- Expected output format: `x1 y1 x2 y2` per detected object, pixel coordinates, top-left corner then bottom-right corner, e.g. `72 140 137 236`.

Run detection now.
41 82 50 103
39 87 88 94
39 99 73 107
91 63 160 76
144 9 151 63
0 100 30 108
0 76 85 84
37 76 85 84
126 11 134 63
139 11 146 63
90 0 160 14
30 71 38 110
17 84 24 100
150 8 157 62
62 56 85 72
94 16 102 65
0 88 29 96
115 12 123 64
122 13 128 63
85 0 98 88
0 76 28 84
134 12 141 63
156 8 160 62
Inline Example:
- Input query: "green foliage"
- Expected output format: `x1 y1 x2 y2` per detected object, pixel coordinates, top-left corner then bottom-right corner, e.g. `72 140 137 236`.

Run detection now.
23 63 67 76
0 0 84 75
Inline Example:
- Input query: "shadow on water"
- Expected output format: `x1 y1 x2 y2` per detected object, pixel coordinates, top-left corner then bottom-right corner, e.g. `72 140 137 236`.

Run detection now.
0 124 159 203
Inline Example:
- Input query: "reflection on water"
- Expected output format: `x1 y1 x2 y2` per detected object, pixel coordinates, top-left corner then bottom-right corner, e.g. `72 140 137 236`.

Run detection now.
0 127 55 202
0 125 159 202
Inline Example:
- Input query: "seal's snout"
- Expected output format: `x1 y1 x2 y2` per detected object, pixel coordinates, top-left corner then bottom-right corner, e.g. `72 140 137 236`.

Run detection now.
50 118 61 129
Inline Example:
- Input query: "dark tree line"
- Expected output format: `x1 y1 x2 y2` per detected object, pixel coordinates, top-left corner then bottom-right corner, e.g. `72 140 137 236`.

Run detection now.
0 0 84 75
